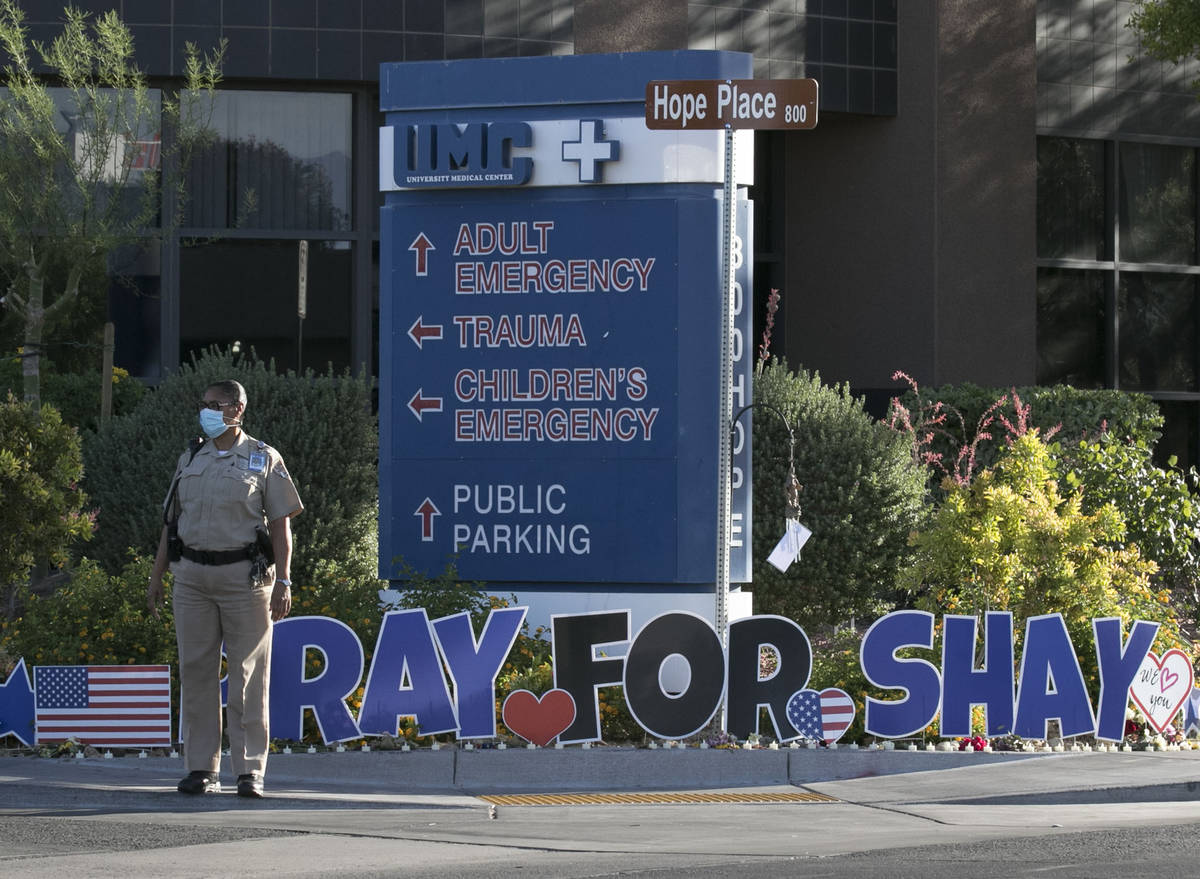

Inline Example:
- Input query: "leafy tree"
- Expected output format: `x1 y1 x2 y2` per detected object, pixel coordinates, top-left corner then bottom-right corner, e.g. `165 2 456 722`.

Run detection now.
0 1 223 410
0 393 93 610
1128 0 1200 90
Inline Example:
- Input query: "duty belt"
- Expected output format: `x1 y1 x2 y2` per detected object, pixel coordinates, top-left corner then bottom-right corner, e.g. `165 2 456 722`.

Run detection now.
179 544 252 566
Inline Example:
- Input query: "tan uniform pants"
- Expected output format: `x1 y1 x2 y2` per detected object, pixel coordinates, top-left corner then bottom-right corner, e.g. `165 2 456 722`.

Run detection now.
171 557 272 777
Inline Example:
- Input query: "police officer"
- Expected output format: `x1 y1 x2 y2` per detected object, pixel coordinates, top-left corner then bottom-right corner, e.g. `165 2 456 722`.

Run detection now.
147 380 303 798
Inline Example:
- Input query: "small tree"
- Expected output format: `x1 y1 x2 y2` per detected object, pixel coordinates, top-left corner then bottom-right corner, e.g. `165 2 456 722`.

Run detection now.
1128 0 1200 91
0 1 223 409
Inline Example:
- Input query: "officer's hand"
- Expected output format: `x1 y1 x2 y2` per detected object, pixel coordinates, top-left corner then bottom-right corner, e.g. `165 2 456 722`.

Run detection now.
147 574 164 619
271 581 292 622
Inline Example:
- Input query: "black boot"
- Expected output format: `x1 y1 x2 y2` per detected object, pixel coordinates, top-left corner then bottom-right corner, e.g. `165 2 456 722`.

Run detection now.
177 770 221 794
236 773 264 798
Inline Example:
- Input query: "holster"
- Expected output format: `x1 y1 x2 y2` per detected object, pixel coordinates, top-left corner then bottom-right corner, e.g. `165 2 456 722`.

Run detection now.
167 521 183 562
255 526 275 564
248 526 275 588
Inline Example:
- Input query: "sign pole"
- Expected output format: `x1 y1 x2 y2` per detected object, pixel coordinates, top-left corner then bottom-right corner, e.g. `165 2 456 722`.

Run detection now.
716 121 736 655
297 240 308 374
643 75 818 731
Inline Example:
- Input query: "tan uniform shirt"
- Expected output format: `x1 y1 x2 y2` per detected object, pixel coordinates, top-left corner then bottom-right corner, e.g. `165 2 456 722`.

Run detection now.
165 432 303 552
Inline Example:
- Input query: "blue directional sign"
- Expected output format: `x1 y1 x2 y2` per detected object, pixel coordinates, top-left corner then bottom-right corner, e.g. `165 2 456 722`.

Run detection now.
379 51 755 588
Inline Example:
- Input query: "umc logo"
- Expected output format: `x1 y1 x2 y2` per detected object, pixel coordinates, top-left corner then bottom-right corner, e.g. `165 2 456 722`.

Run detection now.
381 120 620 189
389 121 534 188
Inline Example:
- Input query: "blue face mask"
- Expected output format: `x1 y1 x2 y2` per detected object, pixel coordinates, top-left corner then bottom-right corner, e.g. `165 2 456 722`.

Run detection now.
199 407 230 438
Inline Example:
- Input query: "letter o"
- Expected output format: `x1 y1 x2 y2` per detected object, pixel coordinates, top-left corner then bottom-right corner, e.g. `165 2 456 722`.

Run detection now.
623 613 725 739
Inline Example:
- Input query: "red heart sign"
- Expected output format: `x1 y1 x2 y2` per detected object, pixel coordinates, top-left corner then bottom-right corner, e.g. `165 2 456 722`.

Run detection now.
501 688 577 747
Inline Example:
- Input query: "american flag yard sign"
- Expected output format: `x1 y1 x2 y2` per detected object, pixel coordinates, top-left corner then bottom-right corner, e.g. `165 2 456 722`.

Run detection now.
786 687 856 744
34 665 172 748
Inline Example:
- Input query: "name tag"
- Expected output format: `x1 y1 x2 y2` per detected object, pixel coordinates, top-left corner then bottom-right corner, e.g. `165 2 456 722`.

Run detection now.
248 451 267 473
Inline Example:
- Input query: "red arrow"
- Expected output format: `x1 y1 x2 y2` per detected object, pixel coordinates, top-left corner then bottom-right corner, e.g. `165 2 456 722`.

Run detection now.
408 316 443 349
407 389 443 421
409 232 435 276
414 497 440 542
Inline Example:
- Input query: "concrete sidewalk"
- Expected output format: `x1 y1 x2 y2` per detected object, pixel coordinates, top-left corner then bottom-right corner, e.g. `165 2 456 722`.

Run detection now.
5 748 1200 878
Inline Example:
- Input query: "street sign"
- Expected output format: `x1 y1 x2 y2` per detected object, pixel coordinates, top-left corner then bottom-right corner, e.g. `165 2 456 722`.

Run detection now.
645 79 818 130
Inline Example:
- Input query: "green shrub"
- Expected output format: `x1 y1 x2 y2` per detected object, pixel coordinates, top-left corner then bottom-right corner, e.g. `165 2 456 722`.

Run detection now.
0 357 145 431
751 360 927 629
1 555 176 667
390 559 496 631
894 381 1163 485
0 394 93 594
900 432 1184 679
81 348 379 598
1059 433 1200 620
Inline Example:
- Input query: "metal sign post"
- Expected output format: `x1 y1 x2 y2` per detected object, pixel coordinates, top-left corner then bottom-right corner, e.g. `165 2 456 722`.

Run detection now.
644 76 820 661
715 122 736 650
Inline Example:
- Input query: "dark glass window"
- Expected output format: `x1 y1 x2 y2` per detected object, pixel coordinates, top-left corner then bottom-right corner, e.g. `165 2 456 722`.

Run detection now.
1155 400 1200 471
180 239 353 373
1037 137 1106 260
1119 142 1196 265
185 91 352 232
109 241 162 378
1118 272 1197 392
1036 268 1105 387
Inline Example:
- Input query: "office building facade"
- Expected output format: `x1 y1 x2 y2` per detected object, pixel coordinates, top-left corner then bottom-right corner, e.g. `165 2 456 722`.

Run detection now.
11 0 1197 463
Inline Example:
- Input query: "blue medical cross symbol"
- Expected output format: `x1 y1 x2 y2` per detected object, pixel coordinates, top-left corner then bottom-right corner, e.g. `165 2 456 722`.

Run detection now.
562 119 619 184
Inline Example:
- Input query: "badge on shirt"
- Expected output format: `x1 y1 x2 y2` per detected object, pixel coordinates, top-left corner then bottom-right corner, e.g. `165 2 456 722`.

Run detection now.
272 461 291 480
248 451 268 473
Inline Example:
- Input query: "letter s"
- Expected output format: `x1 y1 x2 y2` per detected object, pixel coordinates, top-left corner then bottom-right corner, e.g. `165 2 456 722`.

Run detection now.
861 610 942 738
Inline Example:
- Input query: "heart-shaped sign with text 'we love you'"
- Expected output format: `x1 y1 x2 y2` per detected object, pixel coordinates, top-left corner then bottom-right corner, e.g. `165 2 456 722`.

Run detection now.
501 689 577 747
1129 649 1195 734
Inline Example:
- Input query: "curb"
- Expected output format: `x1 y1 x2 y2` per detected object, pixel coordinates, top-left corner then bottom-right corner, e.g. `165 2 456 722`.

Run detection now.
256 747 1049 793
